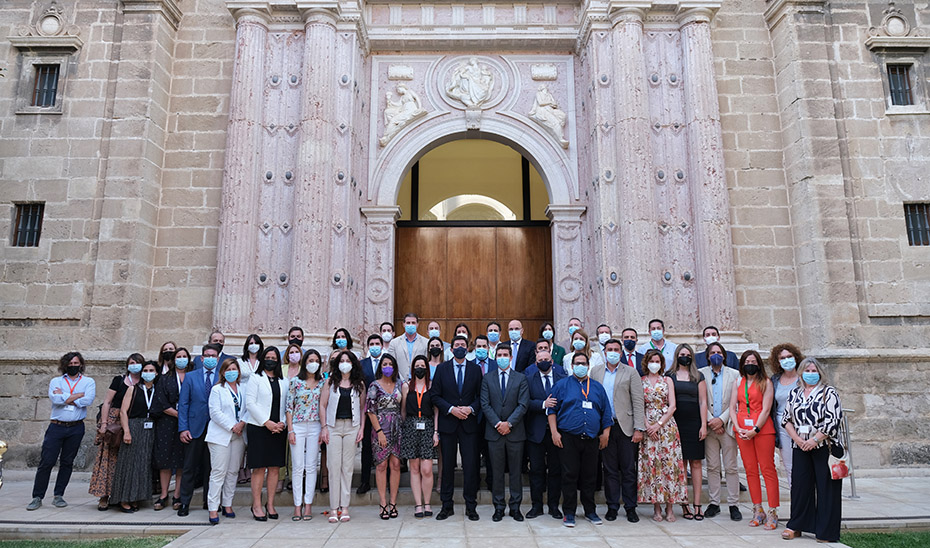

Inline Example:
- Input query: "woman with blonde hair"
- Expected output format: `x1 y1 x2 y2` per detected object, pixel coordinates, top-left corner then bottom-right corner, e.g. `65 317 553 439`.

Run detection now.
560 329 604 374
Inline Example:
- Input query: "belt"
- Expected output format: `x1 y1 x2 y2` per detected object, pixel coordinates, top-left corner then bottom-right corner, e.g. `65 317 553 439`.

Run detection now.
50 419 83 427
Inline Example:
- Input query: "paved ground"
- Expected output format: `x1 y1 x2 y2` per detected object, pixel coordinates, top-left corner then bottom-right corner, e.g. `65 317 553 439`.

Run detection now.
0 468 927 547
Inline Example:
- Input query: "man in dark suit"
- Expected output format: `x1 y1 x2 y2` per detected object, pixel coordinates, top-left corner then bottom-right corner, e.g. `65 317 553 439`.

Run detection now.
694 325 740 370
480 345 530 521
357 333 383 495
506 319 535 373
430 335 482 521
473 334 495 490
177 343 220 516
523 345 566 519
620 328 645 376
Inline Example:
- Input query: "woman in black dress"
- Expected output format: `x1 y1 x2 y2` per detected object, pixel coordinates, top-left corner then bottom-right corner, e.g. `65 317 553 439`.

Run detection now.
151 346 191 510
400 355 439 518
245 346 287 521
669 343 708 520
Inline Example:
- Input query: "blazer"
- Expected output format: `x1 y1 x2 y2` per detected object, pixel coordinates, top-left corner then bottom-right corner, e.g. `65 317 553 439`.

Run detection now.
523 363 567 444
387 333 429 380
360 356 379 388
698 365 740 437
245 372 287 426
504 338 535 373
205 384 244 446
695 349 740 371
480 368 529 442
430 359 483 434
589 362 646 437
177 367 213 438
192 352 236 371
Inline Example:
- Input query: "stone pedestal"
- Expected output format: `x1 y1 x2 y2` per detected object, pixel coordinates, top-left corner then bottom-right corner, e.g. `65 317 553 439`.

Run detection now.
547 205 587 331
361 207 402 332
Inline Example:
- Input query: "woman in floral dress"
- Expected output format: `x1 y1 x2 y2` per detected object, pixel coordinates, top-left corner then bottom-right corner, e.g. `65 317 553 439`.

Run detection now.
366 354 404 519
638 349 688 522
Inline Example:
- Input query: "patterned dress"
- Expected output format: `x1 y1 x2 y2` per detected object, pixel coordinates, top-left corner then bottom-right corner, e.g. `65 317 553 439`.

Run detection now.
638 376 688 504
366 380 402 465
89 376 131 498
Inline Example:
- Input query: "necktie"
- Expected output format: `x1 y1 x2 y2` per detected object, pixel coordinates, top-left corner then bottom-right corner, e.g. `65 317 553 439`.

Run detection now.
205 370 212 396
512 341 518 358
500 372 507 396
544 374 551 392
627 353 635 367
456 364 464 393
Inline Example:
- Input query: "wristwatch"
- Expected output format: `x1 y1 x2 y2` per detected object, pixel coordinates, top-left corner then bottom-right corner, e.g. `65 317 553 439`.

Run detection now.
753 426 760 433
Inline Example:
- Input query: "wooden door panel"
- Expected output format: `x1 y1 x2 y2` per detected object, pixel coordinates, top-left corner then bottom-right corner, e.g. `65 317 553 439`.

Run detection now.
394 227 447 320
446 227 497 320
496 227 551 320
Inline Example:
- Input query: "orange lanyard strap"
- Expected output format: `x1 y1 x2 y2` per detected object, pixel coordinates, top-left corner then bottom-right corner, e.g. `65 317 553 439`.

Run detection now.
415 384 427 418
580 377 590 400
64 375 81 395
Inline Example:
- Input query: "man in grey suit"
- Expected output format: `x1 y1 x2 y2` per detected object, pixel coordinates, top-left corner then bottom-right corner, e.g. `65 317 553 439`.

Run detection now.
480 344 530 522
589 338 645 523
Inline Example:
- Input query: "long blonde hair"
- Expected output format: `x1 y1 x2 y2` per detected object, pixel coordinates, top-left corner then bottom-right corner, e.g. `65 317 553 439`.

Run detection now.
672 343 701 384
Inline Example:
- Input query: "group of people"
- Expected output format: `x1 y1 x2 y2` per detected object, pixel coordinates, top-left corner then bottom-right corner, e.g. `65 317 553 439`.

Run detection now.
26 316 845 543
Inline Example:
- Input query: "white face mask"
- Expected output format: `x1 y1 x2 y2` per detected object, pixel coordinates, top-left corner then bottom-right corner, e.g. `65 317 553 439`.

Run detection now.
381 332 393 343
338 362 352 374
647 361 662 374
248 343 260 354
704 336 718 345
598 333 610 345
306 362 320 374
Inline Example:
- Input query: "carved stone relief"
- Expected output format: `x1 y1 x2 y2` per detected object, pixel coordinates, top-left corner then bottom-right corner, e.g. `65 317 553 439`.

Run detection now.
528 83 569 149
379 83 428 147
445 57 495 109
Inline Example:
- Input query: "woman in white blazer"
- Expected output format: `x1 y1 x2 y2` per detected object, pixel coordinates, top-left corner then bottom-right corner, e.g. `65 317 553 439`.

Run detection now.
245 346 287 521
206 358 247 524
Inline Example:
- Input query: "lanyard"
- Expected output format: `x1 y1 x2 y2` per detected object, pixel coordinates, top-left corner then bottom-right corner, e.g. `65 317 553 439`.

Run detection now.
415 383 427 418
744 380 751 415
227 386 240 422
142 384 155 417
176 372 183 395
650 340 661 351
580 377 590 400
63 375 82 395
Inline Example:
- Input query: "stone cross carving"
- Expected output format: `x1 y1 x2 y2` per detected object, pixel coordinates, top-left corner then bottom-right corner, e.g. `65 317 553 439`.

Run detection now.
528 84 569 149
379 83 427 146
446 57 494 108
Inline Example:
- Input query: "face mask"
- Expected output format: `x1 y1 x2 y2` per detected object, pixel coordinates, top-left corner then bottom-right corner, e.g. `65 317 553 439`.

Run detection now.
606 351 621 365
224 370 239 383
573 364 588 378
369 345 382 358
338 362 353 374
287 352 301 364
261 359 276 371
452 347 468 360
487 331 500 343
428 328 440 338
456 332 469 340
537 360 552 372
175 357 189 370
623 339 637 352
128 363 142 374
381 332 393 343
780 357 797 371
248 343 260 354
744 363 760 376
475 348 489 360
381 365 394 377
429 347 443 357
572 339 585 351
405 324 417 335
704 336 718 345
568 325 580 336
647 362 662 374
709 354 724 367
161 350 176 362
141 371 157 383
542 329 554 340
335 338 348 349
650 329 663 342
802 372 820 385
214 343 224 352
598 333 611 345
66 365 81 377
497 357 511 370
306 361 320 374
289 337 302 348
203 357 219 370
509 329 521 341
413 367 428 379
678 355 693 367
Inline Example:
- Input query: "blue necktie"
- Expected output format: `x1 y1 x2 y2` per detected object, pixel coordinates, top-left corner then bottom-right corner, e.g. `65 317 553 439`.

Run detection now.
544 374 551 393
456 364 464 393
500 372 507 397
205 370 213 397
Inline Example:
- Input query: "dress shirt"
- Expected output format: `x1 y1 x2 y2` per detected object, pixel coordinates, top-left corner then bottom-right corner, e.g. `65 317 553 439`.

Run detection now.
48 374 97 421
547 375 612 438
602 366 618 419
711 368 724 418
405 337 416 363
476 358 491 375
625 352 637 368
637 340 677 372
450 358 469 414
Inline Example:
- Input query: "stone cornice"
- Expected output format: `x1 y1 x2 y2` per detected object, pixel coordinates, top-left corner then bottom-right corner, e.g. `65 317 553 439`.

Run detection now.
360 206 402 223
8 35 83 52
226 1 369 50
122 0 182 31
576 0 721 50
864 35 930 54
763 0 825 29
546 204 587 222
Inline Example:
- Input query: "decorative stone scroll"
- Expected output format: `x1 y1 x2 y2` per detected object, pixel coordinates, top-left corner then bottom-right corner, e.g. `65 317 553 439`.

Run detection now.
547 205 587 331
379 84 427 147
361 207 402 333
528 84 569 149
531 64 558 81
388 64 414 80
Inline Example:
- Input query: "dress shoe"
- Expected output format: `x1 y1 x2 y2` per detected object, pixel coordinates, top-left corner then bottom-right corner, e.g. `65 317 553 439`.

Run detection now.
466 508 480 521
436 508 454 520
549 508 563 520
704 504 720 518
526 507 543 519
729 505 743 521
177 504 190 517
605 508 618 521
510 509 524 522
626 508 640 523
356 483 371 495
492 509 504 522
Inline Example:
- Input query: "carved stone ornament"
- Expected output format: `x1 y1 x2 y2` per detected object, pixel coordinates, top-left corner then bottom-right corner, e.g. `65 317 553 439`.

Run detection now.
866 1 930 52
528 84 569 149
531 64 558 81
446 57 495 109
388 65 415 80
379 83 428 147
10 1 83 51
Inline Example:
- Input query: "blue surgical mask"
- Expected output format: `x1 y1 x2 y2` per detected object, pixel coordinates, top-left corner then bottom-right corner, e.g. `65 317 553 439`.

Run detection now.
369 345 382 357
487 331 500 343
623 339 637 351
568 325 580 336
428 328 440 338
606 351 621 365
475 348 489 360
780 357 797 371
497 357 511 370
203 357 218 370
572 340 585 351
509 329 521 341
573 364 588 378
542 329 554 340
128 363 142 374
709 353 724 367
174 357 189 369
141 371 157 383
335 338 348 349
802 372 820 385
651 329 664 342
224 370 239 383
405 324 417 335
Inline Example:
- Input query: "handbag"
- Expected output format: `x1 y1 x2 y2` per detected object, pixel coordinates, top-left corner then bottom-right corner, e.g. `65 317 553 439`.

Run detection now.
828 441 849 480
104 422 123 449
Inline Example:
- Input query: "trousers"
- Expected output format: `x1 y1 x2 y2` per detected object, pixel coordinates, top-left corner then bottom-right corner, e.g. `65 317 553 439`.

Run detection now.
736 432 779 507
326 419 359 510
704 429 740 505
32 422 85 499
207 435 245 509
291 421 322 506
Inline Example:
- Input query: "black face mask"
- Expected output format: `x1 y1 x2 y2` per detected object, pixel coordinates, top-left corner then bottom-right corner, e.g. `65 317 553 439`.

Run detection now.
161 350 176 362
536 360 552 372
214 343 224 352
429 347 442 357
66 365 81 377
744 363 760 376
289 337 302 347
262 360 278 371
623 339 637 351
452 347 468 360
677 355 693 367
413 367 428 379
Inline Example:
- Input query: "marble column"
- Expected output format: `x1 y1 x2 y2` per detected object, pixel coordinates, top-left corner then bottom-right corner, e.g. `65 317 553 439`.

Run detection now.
289 8 339 334
360 207 401 334
547 205 587 332
678 8 739 330
611 8 661 325
213 8 269 334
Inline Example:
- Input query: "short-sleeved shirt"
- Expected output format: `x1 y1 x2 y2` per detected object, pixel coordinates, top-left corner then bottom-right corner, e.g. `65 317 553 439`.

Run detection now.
547 375 612 438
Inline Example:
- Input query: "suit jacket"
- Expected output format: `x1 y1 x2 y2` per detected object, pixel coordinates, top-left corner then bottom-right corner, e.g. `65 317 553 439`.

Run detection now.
429 359 482 434
360 356 379 388
480 368 529 442
698 365 740 437
245 372 287 426
695 350 740 371
589 362 646 437
205 383 244 446
192 352 236 371
504 338 535 373
178 367 213 438
523 364 567 444
387 333 429 380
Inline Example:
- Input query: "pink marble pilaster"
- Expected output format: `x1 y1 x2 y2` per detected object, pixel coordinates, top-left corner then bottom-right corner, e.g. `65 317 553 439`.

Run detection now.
678 8 738 330
547 205 587 333
360 207 401 334
213 8 269 333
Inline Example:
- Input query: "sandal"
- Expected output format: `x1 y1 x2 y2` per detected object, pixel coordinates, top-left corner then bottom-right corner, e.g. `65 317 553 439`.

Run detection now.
97 498 109 511
328 514 338 523
749 506 765 527
414 505 424 519
389 503 398 519
340 513 351 522
764 509 778 530
153 497 167 511
424 505 433 517
782 529 801 540
172 497 182 511
379 504 390 520
682 504 694 520
694 505 704 521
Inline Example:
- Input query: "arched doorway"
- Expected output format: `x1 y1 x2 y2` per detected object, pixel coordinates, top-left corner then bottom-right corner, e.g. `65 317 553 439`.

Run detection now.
393 139 553 339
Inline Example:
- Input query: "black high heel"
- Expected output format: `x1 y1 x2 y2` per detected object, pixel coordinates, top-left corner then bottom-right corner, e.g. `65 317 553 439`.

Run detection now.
251 506 267 522
379 504 390 520
389 503 398 519
266 504 279 520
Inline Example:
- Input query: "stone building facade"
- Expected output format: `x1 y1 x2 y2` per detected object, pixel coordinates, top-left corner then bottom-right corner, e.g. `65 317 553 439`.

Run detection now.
0 0 929 468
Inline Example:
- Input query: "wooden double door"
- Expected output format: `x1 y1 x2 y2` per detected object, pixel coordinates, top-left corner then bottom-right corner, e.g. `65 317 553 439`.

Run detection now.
394 226 553 342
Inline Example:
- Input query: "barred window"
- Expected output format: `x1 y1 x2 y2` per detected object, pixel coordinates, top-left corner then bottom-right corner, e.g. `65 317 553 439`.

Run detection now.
888 64 913 106
31 64 59 107
11 203 45 247
905 203 930 246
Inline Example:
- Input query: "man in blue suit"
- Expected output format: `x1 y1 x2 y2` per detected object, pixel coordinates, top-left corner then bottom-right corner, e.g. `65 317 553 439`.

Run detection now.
694 325 740 370
523 343 566 519
357 333 383 495
177 343 220 516
430 335 482 521
620 328 645 376
191 330 236 369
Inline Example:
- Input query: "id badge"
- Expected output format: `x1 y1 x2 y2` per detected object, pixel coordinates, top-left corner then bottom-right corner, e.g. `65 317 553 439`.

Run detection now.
582 401 594 410
64 405 76 412
415 421 426 431
744 418 754 428
143 421 154 430
798 425 812 437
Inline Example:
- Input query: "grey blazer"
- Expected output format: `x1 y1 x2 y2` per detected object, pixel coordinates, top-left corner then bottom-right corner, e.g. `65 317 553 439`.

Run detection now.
480 368 529 442
589 362 646 437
